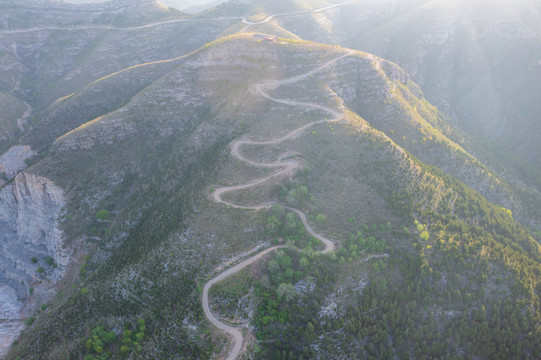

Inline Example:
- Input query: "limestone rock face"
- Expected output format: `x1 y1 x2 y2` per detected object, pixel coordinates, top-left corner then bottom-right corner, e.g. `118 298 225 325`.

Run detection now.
0 172 68 267
0 172 68 349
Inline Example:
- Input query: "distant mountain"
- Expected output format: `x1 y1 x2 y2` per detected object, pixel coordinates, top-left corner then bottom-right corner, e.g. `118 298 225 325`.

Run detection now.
160 0 226 13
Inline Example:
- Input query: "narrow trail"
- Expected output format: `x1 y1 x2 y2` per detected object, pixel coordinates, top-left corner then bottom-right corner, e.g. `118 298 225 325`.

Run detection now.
204 49 355 359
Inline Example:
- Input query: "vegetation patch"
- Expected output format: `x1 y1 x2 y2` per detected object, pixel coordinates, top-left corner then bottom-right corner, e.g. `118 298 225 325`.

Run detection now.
96 209 111 221
210 268 253 321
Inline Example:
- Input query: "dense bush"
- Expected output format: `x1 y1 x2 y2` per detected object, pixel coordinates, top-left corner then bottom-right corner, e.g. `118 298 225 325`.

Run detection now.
96 209 111 221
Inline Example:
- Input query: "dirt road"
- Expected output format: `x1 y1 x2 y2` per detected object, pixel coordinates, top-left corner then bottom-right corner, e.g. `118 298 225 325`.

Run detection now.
204 50 354 359
202 245 285 360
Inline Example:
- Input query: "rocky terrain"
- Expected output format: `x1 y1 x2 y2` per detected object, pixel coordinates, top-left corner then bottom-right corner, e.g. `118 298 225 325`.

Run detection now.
0 0 539 359
0 172 66 358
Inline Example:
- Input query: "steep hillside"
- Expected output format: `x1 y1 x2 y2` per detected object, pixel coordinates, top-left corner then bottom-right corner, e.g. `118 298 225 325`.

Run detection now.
236 10 541 228
268 0 541 196
4 31 540 359
0 0 239 355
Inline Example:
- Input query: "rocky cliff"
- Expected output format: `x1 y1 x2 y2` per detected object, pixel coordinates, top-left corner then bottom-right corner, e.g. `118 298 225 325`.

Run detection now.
0 172 68 358
0 172 68 267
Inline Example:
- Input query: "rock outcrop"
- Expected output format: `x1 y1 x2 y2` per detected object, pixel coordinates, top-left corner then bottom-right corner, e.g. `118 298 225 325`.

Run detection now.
0 172 68 357
0 172 68 268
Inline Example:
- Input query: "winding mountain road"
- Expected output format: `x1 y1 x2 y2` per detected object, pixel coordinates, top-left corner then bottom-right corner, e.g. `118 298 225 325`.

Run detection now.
204 49 355 359
202 245 285 360
212 50 353 212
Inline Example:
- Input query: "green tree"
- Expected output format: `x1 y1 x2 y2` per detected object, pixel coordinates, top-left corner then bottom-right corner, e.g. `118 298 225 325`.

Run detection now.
266 215 282 233
44 256 55 266
267 259 280 274
96 209 111 220
277 283 296 301
315 214 327 223
285 212 297 233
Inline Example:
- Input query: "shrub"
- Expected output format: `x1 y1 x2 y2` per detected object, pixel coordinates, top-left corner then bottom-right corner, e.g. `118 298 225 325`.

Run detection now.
315 214 326 223
25 316 35 326
85 325 116 359
44 256 55 266
96 209 111 220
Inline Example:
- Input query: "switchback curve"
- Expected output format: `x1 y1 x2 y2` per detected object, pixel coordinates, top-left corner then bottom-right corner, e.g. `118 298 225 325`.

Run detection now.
204 50 354 359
